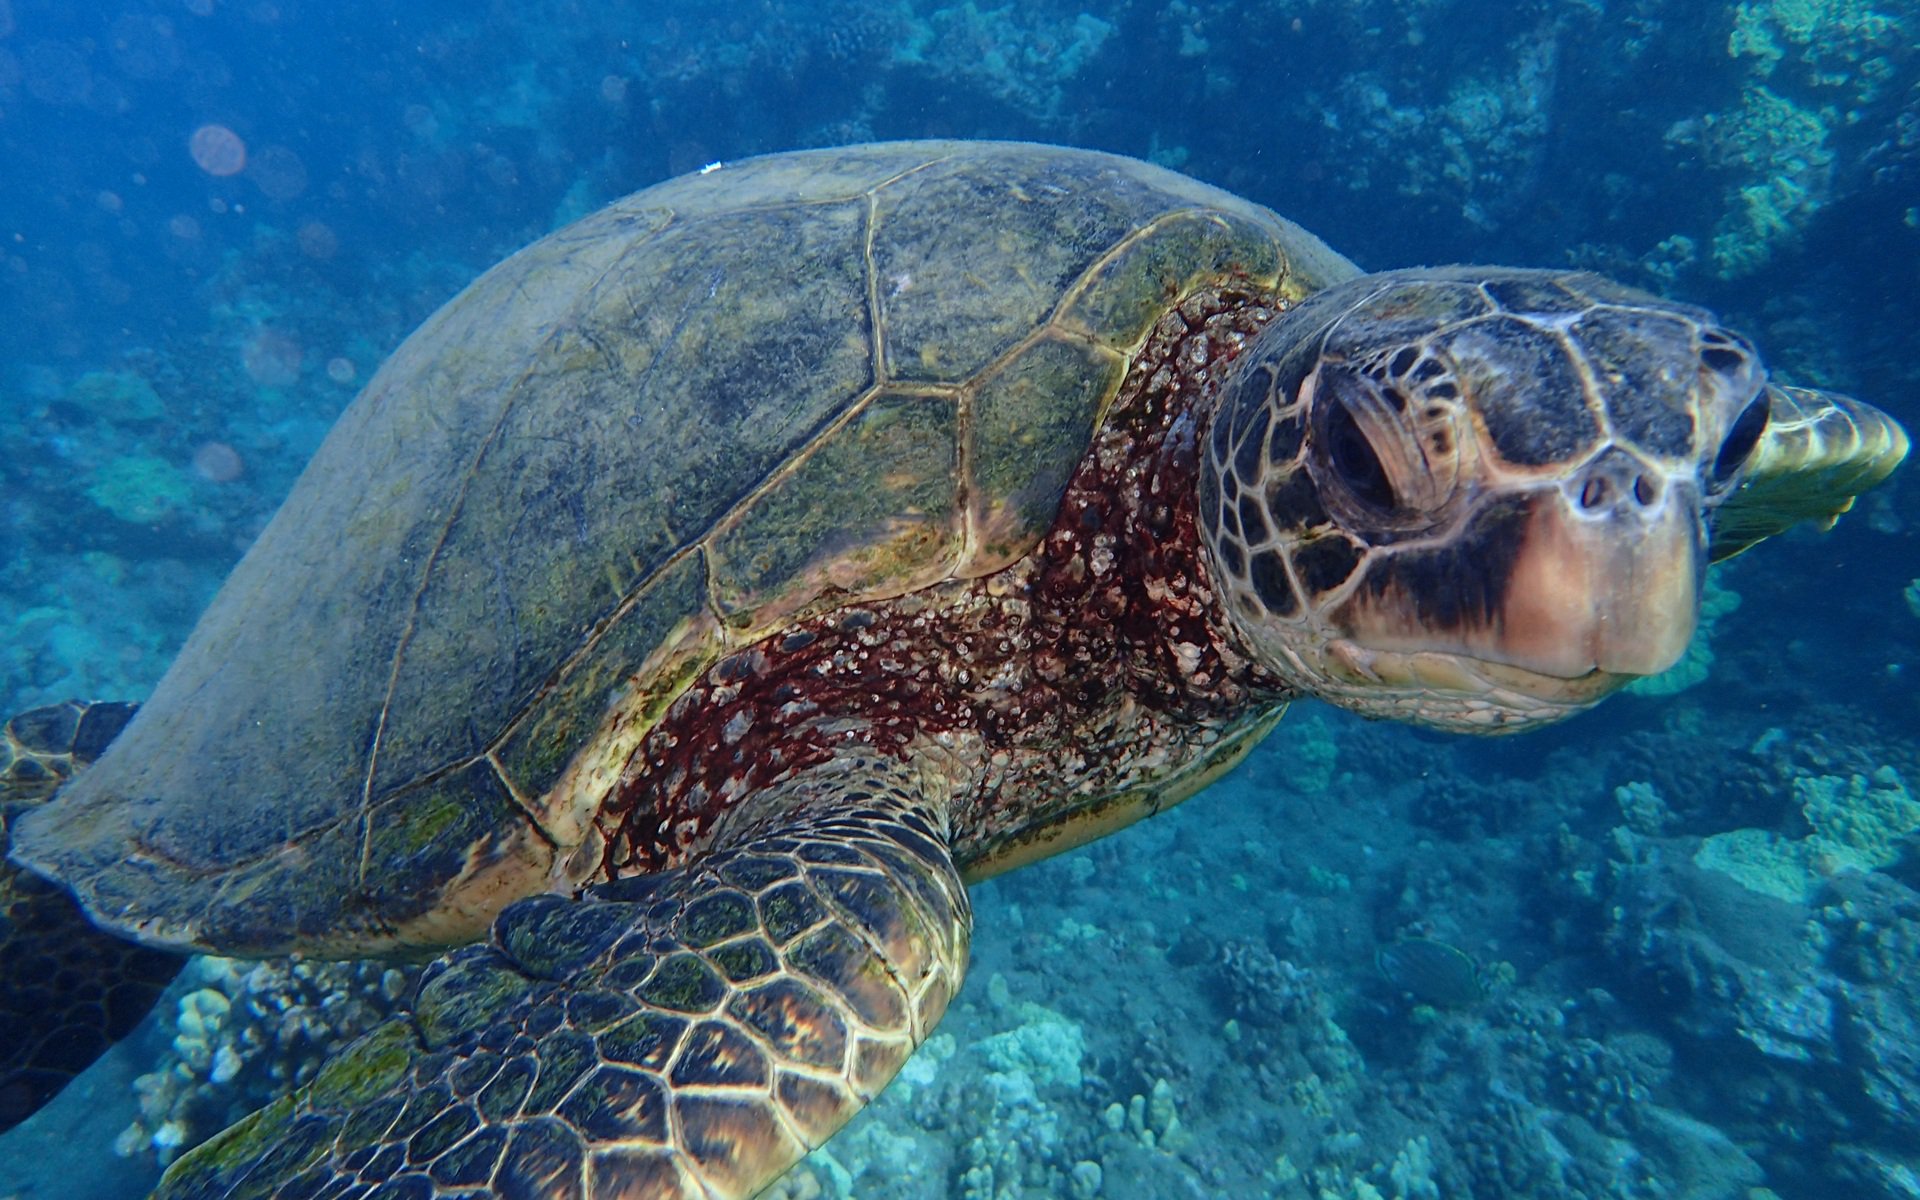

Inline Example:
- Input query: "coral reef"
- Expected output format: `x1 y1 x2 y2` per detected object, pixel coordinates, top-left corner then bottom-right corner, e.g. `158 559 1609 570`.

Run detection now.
1695 766 1916 902
112 956 417 1167
61 370 166 425
1730 0 1904 103
1604 839 1920 1193
894 4 1115 121
1707 87 1835 276
83 454 194 526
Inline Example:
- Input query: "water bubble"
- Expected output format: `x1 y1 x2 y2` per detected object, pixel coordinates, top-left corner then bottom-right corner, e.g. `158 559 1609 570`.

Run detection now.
248 143 307 200
402 103 438 140
599 75 628 104
189 124 246 176
242 328 301 387
325 357 356 385
191 441 244 483
97 191 124 213
296 220 338 259
167 214 202 240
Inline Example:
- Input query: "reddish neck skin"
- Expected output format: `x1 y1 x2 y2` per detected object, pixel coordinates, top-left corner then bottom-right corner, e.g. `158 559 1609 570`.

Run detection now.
596 292 1291 880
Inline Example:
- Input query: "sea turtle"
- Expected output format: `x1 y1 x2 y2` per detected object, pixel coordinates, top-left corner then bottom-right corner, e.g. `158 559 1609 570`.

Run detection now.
0 140 1907 1199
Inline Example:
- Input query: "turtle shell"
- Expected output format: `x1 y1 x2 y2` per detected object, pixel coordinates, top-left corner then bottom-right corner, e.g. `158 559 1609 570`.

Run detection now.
14 141 1356 957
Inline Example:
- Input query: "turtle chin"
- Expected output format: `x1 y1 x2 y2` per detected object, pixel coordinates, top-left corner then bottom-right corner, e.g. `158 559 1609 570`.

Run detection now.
1302 639 1635 733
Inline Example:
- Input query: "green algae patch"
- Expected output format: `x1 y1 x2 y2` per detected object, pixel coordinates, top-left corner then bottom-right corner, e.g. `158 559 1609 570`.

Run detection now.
637 952 728 1013
415 959 534 1050
160 1093 301 1191
307 1019 416 1110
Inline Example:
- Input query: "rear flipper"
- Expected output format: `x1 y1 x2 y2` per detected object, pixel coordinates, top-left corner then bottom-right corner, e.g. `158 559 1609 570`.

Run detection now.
0 701 182 1132
157 752 971 1200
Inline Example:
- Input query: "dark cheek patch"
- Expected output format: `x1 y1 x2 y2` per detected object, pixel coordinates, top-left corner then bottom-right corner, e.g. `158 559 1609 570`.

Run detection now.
1291 536 1365 598
1232 405 1271 481
1356 494 1532 631
1217 537 1246 579
1209 398 1234 462
1264 470 1330 531
1237 494 1272 544
1266 413 1304 464
1248 550 1298 617
1217 489 1243 540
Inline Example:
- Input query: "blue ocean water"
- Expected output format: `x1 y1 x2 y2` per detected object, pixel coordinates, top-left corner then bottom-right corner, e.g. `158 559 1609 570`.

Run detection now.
1 1 1916 1198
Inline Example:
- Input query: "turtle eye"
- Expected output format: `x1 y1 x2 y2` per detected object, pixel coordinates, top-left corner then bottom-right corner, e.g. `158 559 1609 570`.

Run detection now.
1325 402 1397 511
1710 392 1769 488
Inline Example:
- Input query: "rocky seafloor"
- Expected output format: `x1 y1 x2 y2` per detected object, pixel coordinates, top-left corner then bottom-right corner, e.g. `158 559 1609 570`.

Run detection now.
10 636 1920 1200
3 0 1919 1197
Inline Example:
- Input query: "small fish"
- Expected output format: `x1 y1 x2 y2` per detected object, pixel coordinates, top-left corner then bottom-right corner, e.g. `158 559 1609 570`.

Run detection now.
1376 937 1483 1008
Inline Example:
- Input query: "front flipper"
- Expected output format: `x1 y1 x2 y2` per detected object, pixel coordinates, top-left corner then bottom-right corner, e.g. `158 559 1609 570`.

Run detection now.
158 752 971 1200
1710 384 1909 562
1 700 182 1132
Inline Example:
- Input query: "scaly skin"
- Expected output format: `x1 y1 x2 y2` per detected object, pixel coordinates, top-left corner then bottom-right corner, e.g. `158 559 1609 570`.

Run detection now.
0 700 180 1133
157 752 970 1200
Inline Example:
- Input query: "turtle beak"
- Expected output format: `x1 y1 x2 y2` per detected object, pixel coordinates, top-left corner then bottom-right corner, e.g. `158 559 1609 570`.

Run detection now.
1496 468 1702 679
1328 453 1704 684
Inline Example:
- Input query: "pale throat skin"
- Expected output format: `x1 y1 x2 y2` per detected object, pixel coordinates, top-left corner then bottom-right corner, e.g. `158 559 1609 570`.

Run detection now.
1199 267 1774 735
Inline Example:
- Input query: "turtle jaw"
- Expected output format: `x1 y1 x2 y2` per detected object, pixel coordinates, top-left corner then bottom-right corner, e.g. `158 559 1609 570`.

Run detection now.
1255 479 1707 734
1308 640 1629 732
1328 475 1703 674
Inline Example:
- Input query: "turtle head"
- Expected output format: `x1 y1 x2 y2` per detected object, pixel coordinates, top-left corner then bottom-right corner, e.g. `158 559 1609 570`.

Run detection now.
1202 267 1802 733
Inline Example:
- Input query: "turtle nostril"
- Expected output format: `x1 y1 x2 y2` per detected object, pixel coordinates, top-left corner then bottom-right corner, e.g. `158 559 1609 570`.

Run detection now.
1580 477 1609 509
1633 475 1660 506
